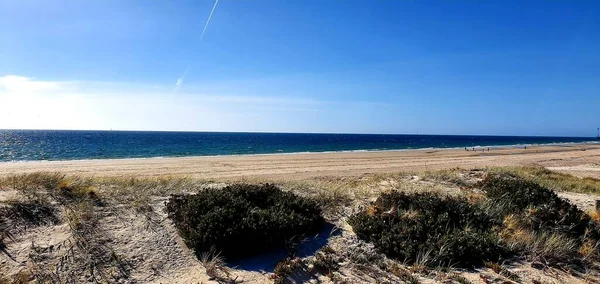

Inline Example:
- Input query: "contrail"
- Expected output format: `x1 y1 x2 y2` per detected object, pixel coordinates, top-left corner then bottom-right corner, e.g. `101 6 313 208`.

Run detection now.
200 0 220 41
173 0 220 93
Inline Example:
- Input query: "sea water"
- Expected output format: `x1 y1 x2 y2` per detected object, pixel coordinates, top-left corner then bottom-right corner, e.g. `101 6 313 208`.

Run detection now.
0 130 596 162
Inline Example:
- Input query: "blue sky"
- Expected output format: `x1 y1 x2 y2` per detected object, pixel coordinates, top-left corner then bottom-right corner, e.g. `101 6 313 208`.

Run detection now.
0 0 599 136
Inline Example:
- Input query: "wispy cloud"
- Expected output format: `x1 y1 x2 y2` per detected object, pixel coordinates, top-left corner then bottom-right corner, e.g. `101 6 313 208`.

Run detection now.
0 75 73 94
0 74 398 133
0 75 333 130
172 66 189 93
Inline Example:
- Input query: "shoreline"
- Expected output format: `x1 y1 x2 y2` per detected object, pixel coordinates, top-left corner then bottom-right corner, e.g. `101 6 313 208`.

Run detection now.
1 141 598 164
1 143 599 180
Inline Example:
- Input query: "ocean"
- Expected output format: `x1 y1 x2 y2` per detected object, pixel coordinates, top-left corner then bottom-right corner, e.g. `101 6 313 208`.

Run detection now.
0 130 596 162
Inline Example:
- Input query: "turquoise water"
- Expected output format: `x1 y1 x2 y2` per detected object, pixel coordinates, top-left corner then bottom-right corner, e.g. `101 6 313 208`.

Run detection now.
0 130 596 162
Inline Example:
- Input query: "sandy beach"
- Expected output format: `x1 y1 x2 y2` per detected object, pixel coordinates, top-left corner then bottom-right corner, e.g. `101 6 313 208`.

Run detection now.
1 143 599 180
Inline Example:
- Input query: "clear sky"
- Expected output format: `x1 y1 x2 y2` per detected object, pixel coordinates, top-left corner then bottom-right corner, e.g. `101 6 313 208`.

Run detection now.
1 0 599 136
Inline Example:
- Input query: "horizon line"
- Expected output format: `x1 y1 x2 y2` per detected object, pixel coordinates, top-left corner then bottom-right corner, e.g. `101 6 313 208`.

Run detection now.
0 128 597 139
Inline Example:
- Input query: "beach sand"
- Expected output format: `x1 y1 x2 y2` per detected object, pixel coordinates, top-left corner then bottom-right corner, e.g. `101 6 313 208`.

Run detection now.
1 144 599 180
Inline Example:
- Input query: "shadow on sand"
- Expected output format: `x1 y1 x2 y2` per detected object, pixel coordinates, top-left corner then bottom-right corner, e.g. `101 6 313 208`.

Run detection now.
227 222 340 272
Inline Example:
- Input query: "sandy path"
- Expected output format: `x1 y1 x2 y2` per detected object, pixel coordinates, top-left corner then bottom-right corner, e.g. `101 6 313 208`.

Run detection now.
1 144 599 180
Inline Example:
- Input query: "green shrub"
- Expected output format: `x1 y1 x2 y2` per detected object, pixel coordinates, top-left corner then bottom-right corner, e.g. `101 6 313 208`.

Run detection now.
348 191 503 267
165 184 324 260
481 173 557 214
480 174 598 240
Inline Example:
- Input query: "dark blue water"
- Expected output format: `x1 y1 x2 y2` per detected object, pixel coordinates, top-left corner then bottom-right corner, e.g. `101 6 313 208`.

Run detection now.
0 130 596 162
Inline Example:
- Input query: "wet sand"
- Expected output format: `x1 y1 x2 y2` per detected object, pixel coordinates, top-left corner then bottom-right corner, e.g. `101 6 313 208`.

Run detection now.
1 144 599 180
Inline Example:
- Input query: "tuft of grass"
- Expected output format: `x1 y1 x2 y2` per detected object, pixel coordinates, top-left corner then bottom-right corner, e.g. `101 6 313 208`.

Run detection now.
282 180 354 219
98 176 207 195
55 179 100 203
98 176 209 215
0 172 101 206
589 210 600 223
310 246 339 275
0 172 66 192
533 233 578 261
273 257 305 284
343 240 385 268
578 238 600 261
420 167 471 187
499 215 582 264
199 248 231 281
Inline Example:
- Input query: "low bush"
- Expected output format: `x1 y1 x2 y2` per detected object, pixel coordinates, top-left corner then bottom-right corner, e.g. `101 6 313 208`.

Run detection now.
481 173 600 264
165 184 324 260
348 191 503 267
480 174 598 240
481 173 557 214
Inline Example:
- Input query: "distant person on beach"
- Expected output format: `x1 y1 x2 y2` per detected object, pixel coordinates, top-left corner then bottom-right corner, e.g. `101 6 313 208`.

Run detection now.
525 146 527 150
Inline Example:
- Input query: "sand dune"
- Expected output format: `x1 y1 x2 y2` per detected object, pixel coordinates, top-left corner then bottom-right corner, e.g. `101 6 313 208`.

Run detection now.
2 144 600 283
1 144 599 180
